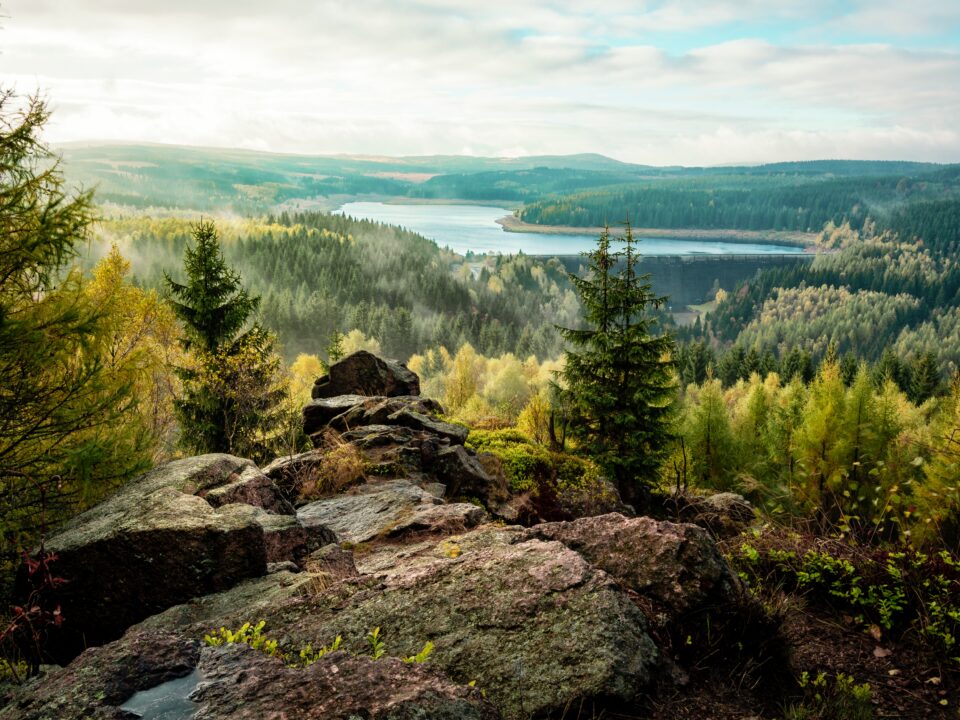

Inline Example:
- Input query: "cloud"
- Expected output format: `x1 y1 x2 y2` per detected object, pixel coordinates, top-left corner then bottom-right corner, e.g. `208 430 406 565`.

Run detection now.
3 0 959 163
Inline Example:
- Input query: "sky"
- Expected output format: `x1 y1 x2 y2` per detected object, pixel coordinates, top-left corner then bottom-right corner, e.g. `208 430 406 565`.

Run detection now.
3 0 960 165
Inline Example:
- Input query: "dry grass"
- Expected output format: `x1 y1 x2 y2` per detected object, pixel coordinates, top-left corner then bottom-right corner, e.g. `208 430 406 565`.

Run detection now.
298 431 365 502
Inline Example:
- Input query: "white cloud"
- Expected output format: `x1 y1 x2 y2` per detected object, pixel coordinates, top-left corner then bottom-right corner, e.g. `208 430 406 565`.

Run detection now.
2 0 959 163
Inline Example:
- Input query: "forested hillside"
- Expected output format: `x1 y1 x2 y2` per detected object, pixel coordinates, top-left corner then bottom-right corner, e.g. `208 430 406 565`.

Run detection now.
93 212 577 361
686 200 960 380
517 171 960 231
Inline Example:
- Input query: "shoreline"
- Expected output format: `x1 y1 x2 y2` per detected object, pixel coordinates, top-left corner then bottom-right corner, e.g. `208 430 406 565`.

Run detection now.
495 214 818 248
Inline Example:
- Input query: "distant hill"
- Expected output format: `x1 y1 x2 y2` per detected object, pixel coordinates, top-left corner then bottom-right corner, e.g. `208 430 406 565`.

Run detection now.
56 141 957 214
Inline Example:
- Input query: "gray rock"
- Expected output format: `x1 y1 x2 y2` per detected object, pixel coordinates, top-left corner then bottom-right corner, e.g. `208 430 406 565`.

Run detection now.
30 455 294 663
0 630 200 720
127 526 657 720
275 527 657 719
387 408 468 445
525 513 742 616
431 445 509 506
191 645 500 720
327 396 446 433
302 394 370 436
422 482 447 499
296 479 484 544
312 350 420 399
246 508 337 565
704 491 755 523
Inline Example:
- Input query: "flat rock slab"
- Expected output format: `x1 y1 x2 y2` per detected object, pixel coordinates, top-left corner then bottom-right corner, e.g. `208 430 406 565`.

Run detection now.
191 645 500 720
302 394 371 435
297 479 485 544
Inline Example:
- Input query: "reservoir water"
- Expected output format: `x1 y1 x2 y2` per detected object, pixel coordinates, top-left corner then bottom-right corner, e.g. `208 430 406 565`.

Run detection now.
335 202 807 256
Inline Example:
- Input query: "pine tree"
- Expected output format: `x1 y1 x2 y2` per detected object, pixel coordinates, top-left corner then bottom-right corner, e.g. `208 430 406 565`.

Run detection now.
909 350 941 404
166 221 285 462
557 224 676 509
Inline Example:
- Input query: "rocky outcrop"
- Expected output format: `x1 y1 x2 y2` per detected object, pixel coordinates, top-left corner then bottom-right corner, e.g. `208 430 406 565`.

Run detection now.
299 395 505 509
311 350 420 399
3 353 777 720
297 479 486 544
130 525 658 720
31 455 331 664
191 645 500 720
303 395 457 442
663 491 756 538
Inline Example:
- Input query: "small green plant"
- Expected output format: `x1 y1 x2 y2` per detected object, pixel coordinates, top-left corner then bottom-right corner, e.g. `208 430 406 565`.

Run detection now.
297 635 342 667
366 626 386 659
403 641 435 664
730 530 960 665
0 658 28 682
785 671 873 720
203 621 435 668
204 620 282 658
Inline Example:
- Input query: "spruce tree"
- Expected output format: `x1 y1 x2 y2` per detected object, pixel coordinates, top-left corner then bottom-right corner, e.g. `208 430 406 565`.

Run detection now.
166 221 285 461
557 223 676 509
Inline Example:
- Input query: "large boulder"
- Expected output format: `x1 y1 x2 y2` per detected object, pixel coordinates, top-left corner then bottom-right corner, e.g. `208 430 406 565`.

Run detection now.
297 479 486 544
135 525 658 719
29 455 328 664
312 350 420 399
524 513 742 616
191 645 500 720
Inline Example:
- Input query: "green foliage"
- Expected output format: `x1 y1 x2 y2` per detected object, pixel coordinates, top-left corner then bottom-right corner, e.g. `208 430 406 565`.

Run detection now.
165 220 260 354
733 532 960 665
403 641 435 664
203 622 433 668
366 626 386 659
296 635 343 667
785 671 873 720
0 90 158 570
204 620 282 659
166 221 287 462
467 429 551 492
100 213 573 363
467 428 616 517
558 224 676 508
671 365 951 543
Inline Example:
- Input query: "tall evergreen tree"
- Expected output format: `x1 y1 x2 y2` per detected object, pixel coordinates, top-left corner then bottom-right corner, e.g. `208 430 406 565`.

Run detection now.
166 221 285 462
557 224 676 509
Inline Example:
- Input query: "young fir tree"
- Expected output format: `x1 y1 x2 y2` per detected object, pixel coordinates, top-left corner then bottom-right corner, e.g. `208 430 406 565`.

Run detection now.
558 224 676 509
166 221 285 462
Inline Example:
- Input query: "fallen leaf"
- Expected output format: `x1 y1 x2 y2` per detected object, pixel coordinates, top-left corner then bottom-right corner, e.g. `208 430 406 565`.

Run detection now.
873 647 892 658
888 669 901 677
868 624 883 642
926 676 942 685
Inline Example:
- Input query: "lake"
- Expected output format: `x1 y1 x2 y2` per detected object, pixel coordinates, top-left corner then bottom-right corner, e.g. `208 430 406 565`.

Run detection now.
335 202 807 256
